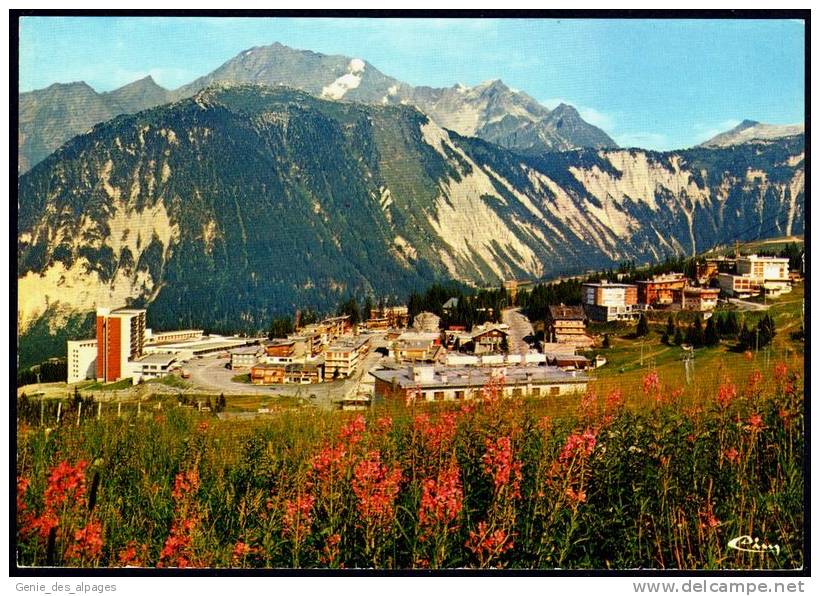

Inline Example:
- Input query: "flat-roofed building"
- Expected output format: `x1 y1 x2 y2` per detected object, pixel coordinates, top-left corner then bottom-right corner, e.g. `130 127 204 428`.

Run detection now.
392 331 441 362
636 273 688 306
142 335 253 360
325 336 370 381
382 305 410 328
581 281 639 322
96 307 146 382
250 363 286 385
231 346 262 369
288 331 322 358
736 255 792 296
126 353 178 383
284 363 323 384
718 273 760 298
321 315 352 339
67 339 98 384
371 365 588 403
263 339 296 363
146 329 203 345
737 255 790 282
682 287 720 311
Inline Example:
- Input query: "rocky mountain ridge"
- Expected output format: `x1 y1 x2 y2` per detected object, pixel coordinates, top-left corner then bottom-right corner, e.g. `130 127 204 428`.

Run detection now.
17 85 804 364
18 42 616 172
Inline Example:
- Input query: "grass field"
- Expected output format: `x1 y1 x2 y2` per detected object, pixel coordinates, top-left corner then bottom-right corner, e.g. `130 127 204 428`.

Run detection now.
16 348 803 570
587 281 803 401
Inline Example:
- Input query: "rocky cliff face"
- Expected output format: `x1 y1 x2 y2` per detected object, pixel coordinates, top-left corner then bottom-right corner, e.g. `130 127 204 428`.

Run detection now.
18 42 615 172
18 86 804 360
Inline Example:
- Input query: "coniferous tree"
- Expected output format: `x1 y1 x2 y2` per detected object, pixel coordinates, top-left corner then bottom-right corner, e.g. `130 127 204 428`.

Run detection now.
602 334 610 349
704 317 719 347
337 296 361 325
268 317 294 339
636 314 649 337
362 296 374 323
674 327 684 346
666 315 675 337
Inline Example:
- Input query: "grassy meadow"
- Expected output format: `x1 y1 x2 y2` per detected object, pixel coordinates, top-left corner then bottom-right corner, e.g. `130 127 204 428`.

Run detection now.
16 356 803 570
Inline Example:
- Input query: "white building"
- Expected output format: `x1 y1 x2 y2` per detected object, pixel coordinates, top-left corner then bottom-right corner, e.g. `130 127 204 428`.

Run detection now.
736 255 792 296
581 281 639 322
126 353 179 384
67 339 98 384
324 336 371 381
371 364 588 402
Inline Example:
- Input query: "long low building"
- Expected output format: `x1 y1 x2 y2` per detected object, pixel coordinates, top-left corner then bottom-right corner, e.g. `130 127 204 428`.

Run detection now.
143 335 255 360
370 365 589 402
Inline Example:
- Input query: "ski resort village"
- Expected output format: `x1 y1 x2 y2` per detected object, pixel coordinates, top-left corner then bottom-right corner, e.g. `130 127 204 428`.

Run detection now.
25 248 803 414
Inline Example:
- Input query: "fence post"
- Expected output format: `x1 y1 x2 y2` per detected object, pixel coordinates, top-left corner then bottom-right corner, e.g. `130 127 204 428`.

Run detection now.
137 401 142 416
77 402 82 427
56 402 62 424
40 399 44 427
117 401 122 418
97 401 102 420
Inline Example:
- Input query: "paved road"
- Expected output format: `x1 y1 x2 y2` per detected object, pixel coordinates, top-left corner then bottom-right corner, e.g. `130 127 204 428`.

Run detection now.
184 331 390 410
727 298 771 312
501 307 534 355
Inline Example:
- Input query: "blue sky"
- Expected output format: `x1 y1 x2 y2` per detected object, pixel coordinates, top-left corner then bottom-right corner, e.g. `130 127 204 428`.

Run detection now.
19 17 805 150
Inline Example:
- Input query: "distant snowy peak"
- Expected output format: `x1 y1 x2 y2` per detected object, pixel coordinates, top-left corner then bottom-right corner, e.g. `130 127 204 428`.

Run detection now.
699 120 805 147
18 41 618 172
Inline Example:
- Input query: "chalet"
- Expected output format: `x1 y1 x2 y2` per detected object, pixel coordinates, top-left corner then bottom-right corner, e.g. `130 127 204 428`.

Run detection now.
442 297 459 313
371 364 589 403
546 305 593 348
470 324 510 354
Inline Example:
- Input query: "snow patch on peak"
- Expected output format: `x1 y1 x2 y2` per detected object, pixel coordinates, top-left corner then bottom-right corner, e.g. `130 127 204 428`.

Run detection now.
321 59 366 100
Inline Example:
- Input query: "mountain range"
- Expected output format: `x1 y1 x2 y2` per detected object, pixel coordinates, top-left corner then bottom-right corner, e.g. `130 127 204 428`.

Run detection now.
17 84 805 366
18 42 618 173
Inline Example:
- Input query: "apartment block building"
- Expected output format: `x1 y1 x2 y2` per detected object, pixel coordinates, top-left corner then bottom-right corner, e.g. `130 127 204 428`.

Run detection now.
581 281 638 322
67 339 98 384
95 307 146 382
324 336 370 381
636 273 688 306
